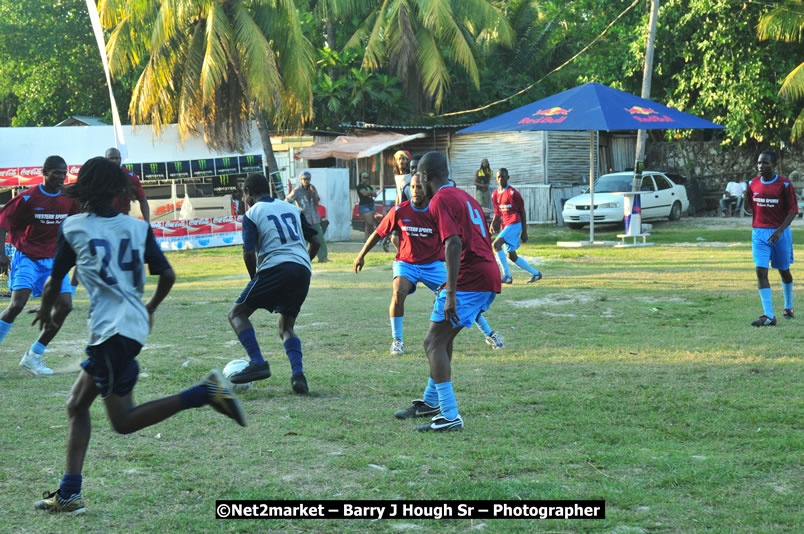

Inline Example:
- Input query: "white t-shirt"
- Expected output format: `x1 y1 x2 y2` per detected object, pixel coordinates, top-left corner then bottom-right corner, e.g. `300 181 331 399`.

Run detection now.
725 181 746 197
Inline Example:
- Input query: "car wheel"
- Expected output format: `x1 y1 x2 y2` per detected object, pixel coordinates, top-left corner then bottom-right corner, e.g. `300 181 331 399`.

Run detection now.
669 201 682 221
566 222 585 230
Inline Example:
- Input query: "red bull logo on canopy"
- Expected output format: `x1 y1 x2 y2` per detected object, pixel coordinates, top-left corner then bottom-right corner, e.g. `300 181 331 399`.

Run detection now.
625 106 674 123
518 107 572 124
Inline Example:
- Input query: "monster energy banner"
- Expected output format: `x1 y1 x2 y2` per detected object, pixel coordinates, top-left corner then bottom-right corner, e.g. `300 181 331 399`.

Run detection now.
238 154 262 173
123 163 142 178
215 156 239 175
213 174 245 194
142 161 168 180
191 158 215 177
167 160 192 179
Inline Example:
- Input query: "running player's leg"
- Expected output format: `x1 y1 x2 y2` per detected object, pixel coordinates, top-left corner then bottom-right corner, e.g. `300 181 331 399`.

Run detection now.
501 222 541 282
277 312 308 393
475 314 505 349
390 276 414 354
0 288 31 344
34 370 98 514
420 319 463 428
26 277 74 365
0 251 35 345
492 235 511 282
752 228 776 325
773 227 794 318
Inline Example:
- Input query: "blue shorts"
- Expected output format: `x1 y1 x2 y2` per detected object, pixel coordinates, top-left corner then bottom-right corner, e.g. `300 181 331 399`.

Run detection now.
358 205 375 216
81 335 143 399
236 262 311 317
431 290 496 328
9 251 72 297
498 222 522 253
393 261 446 295
752 227 794 270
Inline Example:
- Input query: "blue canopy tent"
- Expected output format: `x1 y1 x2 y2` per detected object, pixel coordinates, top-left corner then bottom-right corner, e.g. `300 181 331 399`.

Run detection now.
458 83 724 241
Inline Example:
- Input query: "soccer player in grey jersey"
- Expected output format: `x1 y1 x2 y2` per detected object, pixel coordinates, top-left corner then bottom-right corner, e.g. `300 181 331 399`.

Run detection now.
32 157 245 515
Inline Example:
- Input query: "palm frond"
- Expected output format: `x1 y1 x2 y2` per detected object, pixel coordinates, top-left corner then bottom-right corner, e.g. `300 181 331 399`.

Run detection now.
199 1 232 102
231 2 281 114
780 61 804 101
415 26 450 108
758 1 804 42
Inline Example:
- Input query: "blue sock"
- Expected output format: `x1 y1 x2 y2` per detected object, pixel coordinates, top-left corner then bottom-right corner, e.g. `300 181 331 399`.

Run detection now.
422 377 439 406
474 315 493 336
0 319 12 345
391 316 404 341
496 250 510 277
31 340 47 356
179 385 209 409
58 473 82 498
514 257 540 276
782 282 793 310
759 288 774 318
237 328 265 364
435 381 459 420
284 336 303 376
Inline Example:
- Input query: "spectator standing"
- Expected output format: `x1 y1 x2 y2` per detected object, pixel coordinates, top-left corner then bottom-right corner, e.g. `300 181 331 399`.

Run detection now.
474 159 493 209
287 171 328 263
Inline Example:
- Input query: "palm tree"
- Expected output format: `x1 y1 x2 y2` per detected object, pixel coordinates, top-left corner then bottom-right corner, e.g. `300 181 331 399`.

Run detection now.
99 0 315 175
758 1 804 140
342 0 514 112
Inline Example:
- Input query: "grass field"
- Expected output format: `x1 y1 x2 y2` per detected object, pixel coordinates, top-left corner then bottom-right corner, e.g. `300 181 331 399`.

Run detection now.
0 218 801 533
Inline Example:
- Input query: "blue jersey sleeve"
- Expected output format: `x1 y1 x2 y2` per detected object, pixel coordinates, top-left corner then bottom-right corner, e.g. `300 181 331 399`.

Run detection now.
144 227 171 274
300 212 318 242
50 229 77 281
242 214 258 251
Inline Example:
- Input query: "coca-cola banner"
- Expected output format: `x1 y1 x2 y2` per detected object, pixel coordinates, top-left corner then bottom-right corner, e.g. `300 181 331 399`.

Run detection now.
0 165 82 187
151 215 243 250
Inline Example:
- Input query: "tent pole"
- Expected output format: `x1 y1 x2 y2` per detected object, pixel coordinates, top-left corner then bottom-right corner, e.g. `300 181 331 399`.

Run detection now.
589 132 595 242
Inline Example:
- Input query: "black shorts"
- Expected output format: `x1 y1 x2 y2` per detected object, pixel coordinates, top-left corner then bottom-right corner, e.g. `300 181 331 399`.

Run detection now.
81 335 143 399
236 263 311 317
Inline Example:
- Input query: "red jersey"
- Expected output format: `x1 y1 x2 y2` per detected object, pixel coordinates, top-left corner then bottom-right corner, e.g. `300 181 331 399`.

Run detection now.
429 185 501 293
113 169 146 215
0 185 79 259
492 185 524 226
746 175 798 229
375 201 443 264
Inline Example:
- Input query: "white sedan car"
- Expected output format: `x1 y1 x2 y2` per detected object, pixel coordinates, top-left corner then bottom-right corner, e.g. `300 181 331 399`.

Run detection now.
562 171 689 229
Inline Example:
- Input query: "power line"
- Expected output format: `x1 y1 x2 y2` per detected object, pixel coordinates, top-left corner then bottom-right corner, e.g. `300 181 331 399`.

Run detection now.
434 0 642 118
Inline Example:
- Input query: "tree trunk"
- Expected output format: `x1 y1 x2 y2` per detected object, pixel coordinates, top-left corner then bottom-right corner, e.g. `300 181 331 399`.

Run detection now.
326 19 336 51
255 112 285 199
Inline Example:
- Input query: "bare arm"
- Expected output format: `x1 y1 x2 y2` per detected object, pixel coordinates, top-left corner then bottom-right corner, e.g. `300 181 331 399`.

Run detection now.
519 208 528 243
353 231 383 273
243 250 257 279
307 233 321 260
769 212 798 244
0 228 8 274
144 268 176 329
443 235 462 325
139 198 151 222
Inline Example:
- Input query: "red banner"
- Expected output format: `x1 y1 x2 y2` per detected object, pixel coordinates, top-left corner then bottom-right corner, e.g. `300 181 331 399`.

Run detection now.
0 165 81 188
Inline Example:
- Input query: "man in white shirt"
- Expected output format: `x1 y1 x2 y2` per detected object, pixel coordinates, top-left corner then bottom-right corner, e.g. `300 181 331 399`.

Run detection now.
721 181 747 217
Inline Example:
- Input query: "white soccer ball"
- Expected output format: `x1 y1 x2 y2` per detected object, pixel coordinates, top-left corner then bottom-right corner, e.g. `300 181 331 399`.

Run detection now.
222 359 253 391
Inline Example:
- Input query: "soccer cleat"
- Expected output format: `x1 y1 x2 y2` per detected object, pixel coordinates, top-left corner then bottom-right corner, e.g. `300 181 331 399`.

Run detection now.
485 332 506 349
34 490 86 516
390 338 405 355
394 399 440 419
19 350 54 376
414 414 464 432
203 370 247 427
751 315 777 327
501 275 513 284
291 373 308 394
527 272 543 284
228 361 270 384
783 308 794 320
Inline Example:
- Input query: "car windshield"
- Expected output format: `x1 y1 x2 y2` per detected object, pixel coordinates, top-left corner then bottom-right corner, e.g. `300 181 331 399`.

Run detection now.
591 175 632 193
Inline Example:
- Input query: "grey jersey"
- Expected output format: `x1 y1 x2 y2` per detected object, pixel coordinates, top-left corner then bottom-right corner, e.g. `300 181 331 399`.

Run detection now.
62 213 151 346
243 197 312 273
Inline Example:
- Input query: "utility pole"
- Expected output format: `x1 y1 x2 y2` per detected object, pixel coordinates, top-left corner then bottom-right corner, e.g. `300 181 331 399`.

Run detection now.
631 0 660 192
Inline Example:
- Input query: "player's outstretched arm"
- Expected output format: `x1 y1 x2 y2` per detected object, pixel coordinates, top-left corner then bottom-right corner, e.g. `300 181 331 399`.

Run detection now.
353 231 383 273
145 268 175 329
139 198 151 223
32 277 60 332
0 228 8 274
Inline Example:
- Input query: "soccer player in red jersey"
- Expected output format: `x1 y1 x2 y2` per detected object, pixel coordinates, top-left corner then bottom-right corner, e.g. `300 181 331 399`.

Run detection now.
0 156 80 375
490 168 542 284
745 150 798 326
353 174 505 361
406 152 501 431
105 148 150 222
